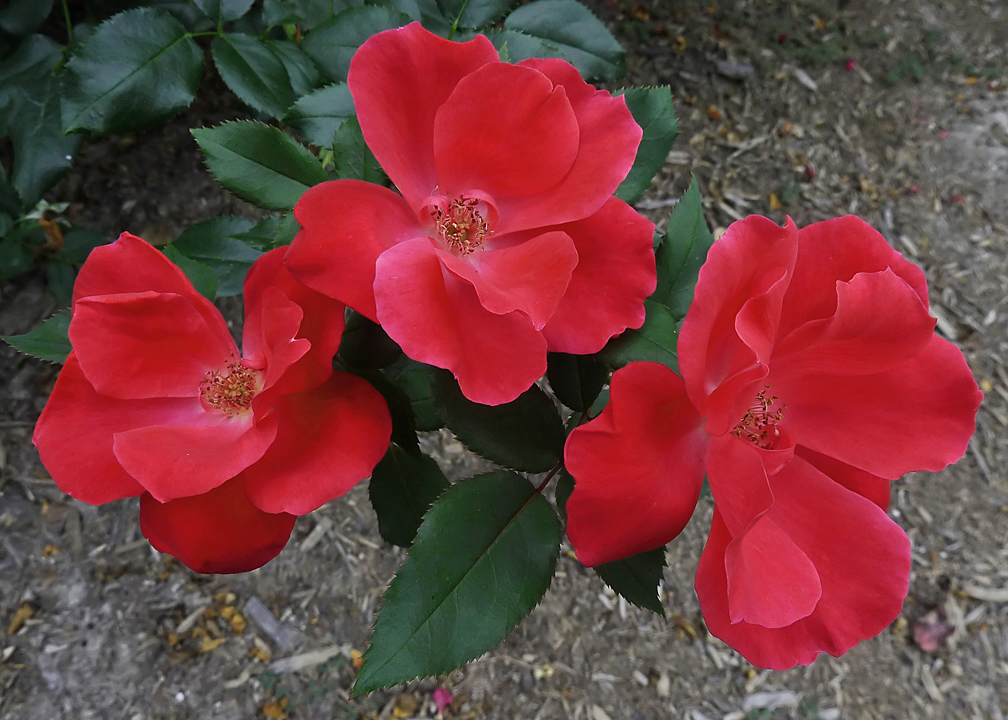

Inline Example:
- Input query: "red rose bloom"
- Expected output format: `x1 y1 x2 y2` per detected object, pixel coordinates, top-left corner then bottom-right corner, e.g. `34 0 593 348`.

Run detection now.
33 233 392 573
285 22 656 405
565 215 982 668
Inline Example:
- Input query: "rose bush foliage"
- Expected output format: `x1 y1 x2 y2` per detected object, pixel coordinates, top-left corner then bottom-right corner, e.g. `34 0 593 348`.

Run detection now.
565 215 983 668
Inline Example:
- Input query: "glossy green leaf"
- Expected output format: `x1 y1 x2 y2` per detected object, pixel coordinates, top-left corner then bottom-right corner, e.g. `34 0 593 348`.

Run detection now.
436 0 516 29
339 310 402 369
355 471 561 694
284 83 355 148
431 371 565 472
0 35 62 119
652 175 714 321
163 244 218 300
212 34 298 119
46 262 76 307
503 0 625 81
554 468 574 523
614 86 678 205
62 8 203 134
332 116 386 183
173 216 261 297
262 0 301 27
0 0 54 36
600 299 678 371
193 0 256 23
192 121 328 210
301 5 410 82
268 40 322 97
384 356 442 431
546 352 608 413
234 212 300 250
349 365 421 454
368 444 450 548
0 238 32 279
593 546 666 616
1 310 71 363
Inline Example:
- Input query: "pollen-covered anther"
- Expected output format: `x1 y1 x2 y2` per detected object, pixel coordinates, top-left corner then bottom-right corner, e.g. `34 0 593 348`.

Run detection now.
732 385 786 449
431 198 492 255
201 361 259 416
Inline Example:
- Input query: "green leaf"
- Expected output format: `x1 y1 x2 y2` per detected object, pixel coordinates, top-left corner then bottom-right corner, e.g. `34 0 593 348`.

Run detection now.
263 0 302 27
652 175 714 321
193 0 256 23
212 34 298 120
339 310 402 369
368 444 450 547
436 0 517 29
7 74 81 206
431 371 565 473
554 468 574 523
546 352 608 413
0 238 32 279
384 356 442 432
332 116 386 183
46 262 76 307
348 365 421 454
301 5 411 83
192 121 328 210
173 216 261 297
61 228 111 265
593 546 666 616
268 40 322 97
502 0 625 81
355 471 561 694
0 0 54 36
600 299 678 371
234 213 300 250
1 310 71 363
0 35 62 123
614 86 678 205
284 83 355 148
61 8 203 134
163 244 218 300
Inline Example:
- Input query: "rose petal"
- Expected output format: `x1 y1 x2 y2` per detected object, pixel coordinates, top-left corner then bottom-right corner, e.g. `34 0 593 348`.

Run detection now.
113 411 278 502
243 372 392 515
435 230 577 330
287 179 425 322
696 454 911 670
140 477 295 574
241 286 310 396
244 247 345 392
33 353 197 504
70 292 237 400
373 237 547 405
779 215 929 337
565 362 707 566
348 23 499 209
794 445 891 511
541 198 657 354
494 58 641 232
774 334 982 479
433 62 579 198
704 434 776 538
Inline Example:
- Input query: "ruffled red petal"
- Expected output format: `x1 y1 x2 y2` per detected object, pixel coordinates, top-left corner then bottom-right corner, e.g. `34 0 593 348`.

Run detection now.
287 180 425 321
70 291 236 400
373 237 547 405
241 286 310 397
494 58 641 233
243 372 392 515
435 230 577 330
140 477 295 574
565 362 706 566
541 198 656 354
696 454 910 670
794 445 891 511
432 62 579 198
348 23 499 210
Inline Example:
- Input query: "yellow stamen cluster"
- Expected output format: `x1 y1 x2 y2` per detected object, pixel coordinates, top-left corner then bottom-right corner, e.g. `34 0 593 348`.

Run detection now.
201 361 258 416
732 386 785 449
431 198 491 255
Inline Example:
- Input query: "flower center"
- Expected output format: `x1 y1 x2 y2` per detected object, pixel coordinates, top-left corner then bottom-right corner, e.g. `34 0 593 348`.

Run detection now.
200 361 259 416
732 386 786 449
430 197 492 255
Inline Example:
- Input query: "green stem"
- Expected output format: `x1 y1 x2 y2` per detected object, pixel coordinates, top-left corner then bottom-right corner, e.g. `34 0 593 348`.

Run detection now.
447 0 471 40
61 0 73 44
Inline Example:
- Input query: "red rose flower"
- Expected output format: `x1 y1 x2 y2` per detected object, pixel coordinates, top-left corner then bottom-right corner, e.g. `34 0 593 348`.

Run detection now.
33 233 392 573
285 23 656 405
565 215 982 668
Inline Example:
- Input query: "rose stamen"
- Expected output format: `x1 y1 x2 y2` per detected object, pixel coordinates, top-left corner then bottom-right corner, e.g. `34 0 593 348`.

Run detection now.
201 361 259 416
431 198 492 255
732 385 785 449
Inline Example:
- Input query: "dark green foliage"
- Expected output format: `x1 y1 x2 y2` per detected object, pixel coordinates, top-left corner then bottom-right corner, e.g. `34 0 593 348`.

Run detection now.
600 299 679 371
368 444 450 547
1 310 72 363
332 116 387 183
339 310 402 369
615 86 678 205
546 352 608 412
383 357 442 431
594 546 667 615
301 5 411 82
284 83 356 148
173 216 262 297
211 34 298 119
652 175 714 321
163 244 218 300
